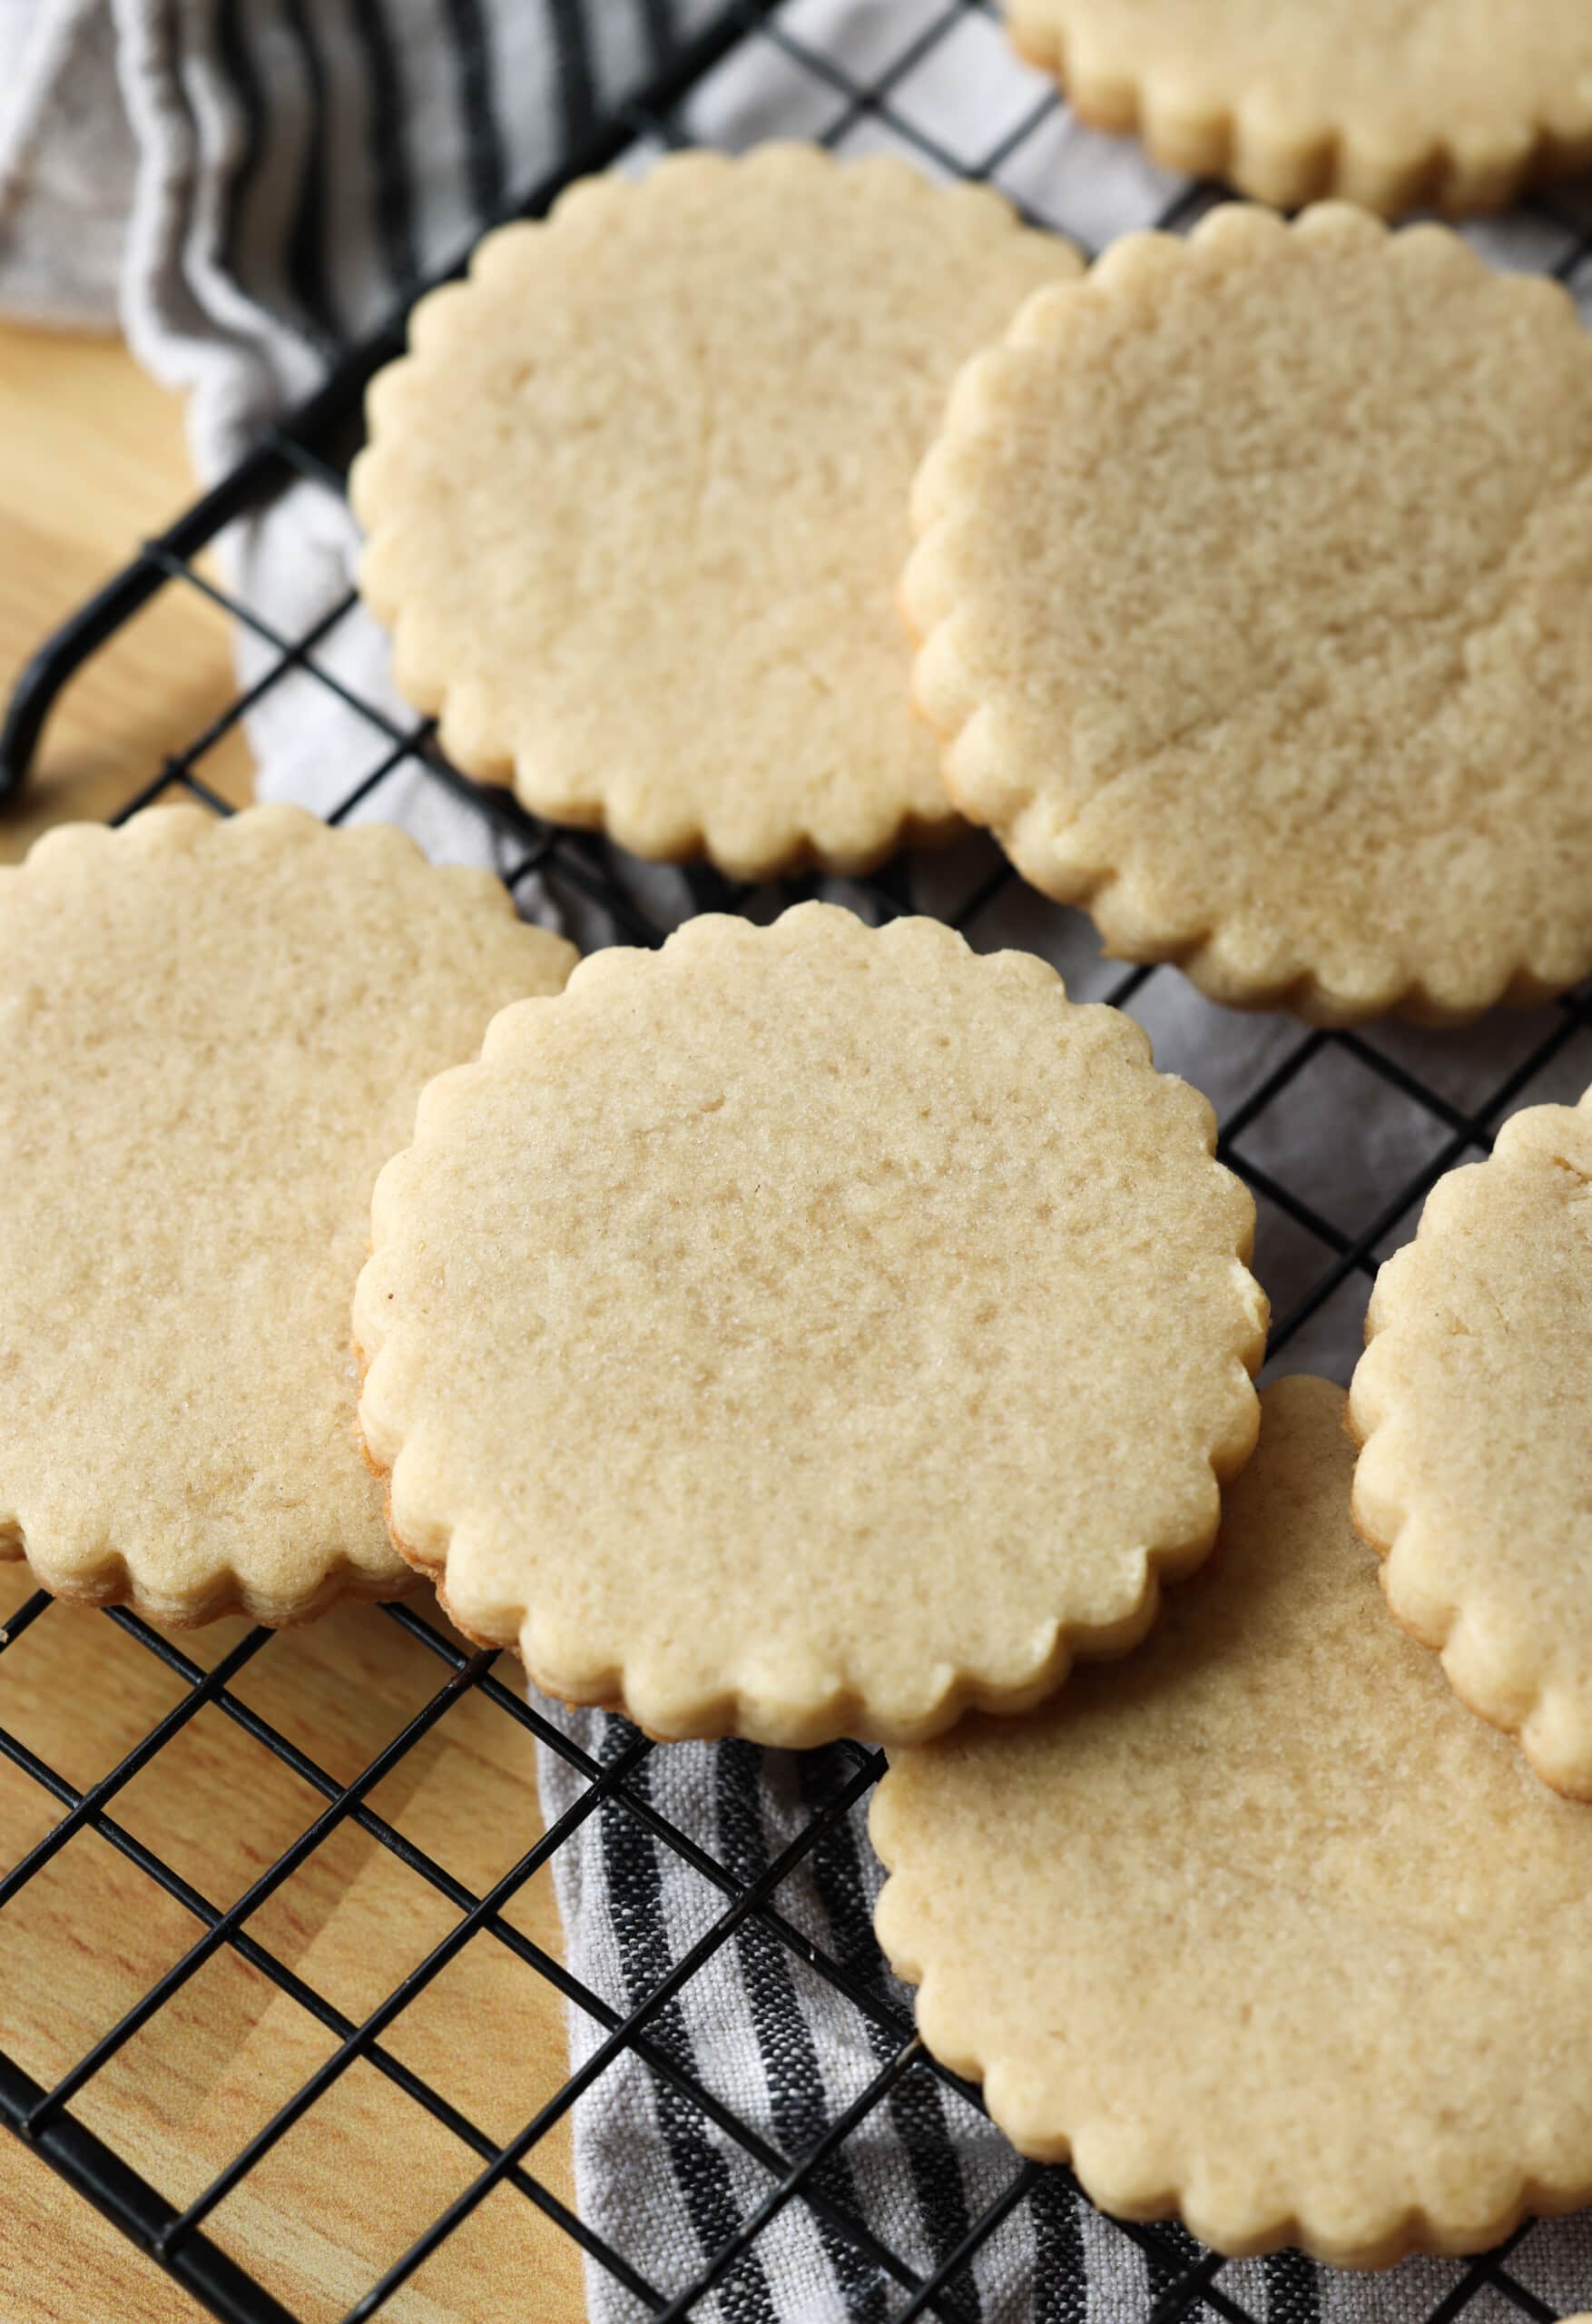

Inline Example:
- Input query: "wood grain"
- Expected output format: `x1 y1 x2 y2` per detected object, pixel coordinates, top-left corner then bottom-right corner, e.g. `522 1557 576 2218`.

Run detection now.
0 320 253 859
0 325 585 2323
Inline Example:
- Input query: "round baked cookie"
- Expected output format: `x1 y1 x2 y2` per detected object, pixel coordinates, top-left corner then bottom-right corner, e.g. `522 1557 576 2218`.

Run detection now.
0 805 575 1628
350 144 1080 881
905 201 1592 1026
355 902 1266 1748
871 1375 1592 2268
1005 0 1592 216
1350 1089 1592 1798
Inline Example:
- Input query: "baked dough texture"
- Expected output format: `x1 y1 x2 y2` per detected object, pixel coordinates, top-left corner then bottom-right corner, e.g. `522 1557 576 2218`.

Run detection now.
1350 1088 1592 1798
351 143 1079 881
905 201 1592 1026
355 902 1266 1748
0 804 574 1627
872 1375 1592 2268
1005 0 1592 216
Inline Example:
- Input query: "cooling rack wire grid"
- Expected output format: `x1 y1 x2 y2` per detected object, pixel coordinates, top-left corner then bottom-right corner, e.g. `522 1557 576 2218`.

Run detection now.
3 4 1591 2319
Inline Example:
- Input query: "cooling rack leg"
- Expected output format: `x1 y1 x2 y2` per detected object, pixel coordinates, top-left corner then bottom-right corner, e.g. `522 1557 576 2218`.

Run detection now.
0 2053 300 2324
0 559 172 805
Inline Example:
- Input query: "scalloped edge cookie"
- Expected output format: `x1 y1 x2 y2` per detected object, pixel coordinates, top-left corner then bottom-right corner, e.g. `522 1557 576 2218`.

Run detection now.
354 902 1266 1747
1005 2 1592 217
0 803 575 1630
1349 1088 1592 1797
872 1374 1592 2268
904 200 1592 1027
351 143 1080 882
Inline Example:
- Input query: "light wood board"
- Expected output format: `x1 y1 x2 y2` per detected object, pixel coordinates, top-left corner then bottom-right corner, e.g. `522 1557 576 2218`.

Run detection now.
0 320 254 857
0 321 585 2324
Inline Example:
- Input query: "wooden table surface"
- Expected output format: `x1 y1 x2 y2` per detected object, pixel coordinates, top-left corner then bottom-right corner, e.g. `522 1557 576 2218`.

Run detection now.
0 321 584 2324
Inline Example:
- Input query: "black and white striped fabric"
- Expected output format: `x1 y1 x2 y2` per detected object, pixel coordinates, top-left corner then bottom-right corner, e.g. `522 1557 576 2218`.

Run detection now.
538 1721 1161 2323
5 4 1592 2318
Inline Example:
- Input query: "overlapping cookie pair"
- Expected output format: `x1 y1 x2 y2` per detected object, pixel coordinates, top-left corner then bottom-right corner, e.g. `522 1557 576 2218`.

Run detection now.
355 145 1592 1029
0 809 1266 1723
871 1088 1592 2267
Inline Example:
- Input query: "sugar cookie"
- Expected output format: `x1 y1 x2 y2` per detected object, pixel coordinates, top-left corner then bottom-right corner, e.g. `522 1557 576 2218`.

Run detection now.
873 1376 1592 2267
1350 1088 1592 1797
905 202 1592 1025
355 902 1265 1747
1006 0 1592 215
352 144 1079 881
0 804 574 1626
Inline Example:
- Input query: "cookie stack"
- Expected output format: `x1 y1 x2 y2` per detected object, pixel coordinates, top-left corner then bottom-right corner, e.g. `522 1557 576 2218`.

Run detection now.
6 131 1592 2280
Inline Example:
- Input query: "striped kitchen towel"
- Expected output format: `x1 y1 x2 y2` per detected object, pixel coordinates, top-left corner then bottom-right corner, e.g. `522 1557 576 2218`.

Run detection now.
3 4 1592 2319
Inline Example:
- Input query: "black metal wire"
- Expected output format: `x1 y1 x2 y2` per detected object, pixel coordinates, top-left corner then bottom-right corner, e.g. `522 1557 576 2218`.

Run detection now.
3 3 1592 2321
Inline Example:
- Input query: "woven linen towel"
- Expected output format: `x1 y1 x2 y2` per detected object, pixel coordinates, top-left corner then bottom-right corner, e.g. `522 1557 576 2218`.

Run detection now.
4 5 1592 2319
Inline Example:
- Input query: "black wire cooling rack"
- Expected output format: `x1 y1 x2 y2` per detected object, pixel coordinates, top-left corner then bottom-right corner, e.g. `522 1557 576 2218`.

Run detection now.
5 5 1592 2321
